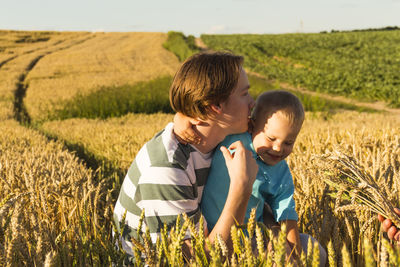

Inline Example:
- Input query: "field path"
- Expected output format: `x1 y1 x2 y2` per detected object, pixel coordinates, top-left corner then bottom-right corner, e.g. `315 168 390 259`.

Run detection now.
13 35 95 124
195 38 208 51
196 38 400 115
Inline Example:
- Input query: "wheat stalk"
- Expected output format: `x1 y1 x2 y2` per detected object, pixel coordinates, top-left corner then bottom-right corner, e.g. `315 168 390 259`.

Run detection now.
322 151 400 228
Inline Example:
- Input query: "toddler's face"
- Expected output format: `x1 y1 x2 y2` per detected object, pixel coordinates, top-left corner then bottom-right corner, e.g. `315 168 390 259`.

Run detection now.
252 111 301 166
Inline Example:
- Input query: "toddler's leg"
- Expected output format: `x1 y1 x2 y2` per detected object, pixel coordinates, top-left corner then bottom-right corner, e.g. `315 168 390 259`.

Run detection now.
299 234 327 267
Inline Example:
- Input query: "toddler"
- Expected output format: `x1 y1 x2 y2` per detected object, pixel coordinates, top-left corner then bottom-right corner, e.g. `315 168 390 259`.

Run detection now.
201 90 304 255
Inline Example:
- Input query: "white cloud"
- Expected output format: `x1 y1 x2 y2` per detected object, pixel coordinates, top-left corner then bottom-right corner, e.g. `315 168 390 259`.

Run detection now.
206 25 228 34
205 24 266 35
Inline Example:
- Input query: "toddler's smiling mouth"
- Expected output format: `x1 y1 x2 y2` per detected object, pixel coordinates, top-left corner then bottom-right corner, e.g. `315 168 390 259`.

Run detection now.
266 152 282 160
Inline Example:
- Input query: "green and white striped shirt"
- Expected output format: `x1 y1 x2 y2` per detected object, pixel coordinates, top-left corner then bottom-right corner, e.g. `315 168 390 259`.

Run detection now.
113 123 212 256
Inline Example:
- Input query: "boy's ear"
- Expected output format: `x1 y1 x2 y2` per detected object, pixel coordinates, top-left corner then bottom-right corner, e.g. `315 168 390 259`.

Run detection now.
209 104 223 115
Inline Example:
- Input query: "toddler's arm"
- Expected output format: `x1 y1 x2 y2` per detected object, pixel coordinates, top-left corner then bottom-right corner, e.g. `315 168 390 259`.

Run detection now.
262 206 299 264
284 220 302 258
173 112 201 144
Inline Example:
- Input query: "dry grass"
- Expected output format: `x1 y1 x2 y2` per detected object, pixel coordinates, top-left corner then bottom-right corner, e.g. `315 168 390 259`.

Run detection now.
24 32 180 121
0 100 13 121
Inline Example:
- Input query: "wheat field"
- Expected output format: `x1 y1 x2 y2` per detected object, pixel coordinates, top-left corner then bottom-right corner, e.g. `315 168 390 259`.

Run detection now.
290 111 400 265
0 31 92 121
36 111 400 265
0 31 180 121
40 113 174 171
2 108 400 265
24 32 180 121
0 120 123 265
2 29 400 266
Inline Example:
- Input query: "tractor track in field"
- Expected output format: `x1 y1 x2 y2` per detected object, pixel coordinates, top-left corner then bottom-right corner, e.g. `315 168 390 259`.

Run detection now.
195 38 400 115
10 33 124 180
0 55 18 69
13 34 95 125
0 39 67 69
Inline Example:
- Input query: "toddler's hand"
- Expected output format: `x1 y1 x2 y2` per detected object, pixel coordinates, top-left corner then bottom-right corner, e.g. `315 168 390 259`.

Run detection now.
173 112 202 144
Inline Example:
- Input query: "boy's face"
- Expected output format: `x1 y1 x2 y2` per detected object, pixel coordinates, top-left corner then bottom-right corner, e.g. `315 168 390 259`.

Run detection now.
219 68 255 134
252 111 301 166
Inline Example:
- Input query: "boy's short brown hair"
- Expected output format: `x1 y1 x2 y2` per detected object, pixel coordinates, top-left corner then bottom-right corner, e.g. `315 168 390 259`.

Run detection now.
169 51 244 119
252 90 305 128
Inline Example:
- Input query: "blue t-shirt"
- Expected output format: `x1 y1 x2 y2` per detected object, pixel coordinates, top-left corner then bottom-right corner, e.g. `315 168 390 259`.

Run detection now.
201 132 298 231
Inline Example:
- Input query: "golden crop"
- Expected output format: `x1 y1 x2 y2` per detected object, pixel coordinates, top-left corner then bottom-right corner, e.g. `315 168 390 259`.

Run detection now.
0 31 90 121
289 111 400 265
36 111 400 265
0 31 180 121
0 120 120 265
24 32 180 121
1 109 400 265
41 113 174 171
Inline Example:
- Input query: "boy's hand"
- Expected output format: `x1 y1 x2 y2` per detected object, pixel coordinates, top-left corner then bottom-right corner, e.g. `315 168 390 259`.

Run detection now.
220 141 258 194
173 112 202 144
378 208 400 243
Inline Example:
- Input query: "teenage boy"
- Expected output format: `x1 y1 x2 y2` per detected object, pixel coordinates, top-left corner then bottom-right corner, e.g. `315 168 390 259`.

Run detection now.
113 52 257 261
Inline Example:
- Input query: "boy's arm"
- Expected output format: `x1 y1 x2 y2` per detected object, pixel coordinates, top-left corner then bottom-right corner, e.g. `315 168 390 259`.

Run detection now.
207 141 258 252
173 112 201 144
182 141 258 259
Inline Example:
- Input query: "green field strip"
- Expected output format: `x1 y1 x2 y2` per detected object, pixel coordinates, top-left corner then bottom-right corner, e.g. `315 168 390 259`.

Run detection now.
247 74 378 113
46 72 376 123
50 76 174 121
201 31 400 107
162 31 200 61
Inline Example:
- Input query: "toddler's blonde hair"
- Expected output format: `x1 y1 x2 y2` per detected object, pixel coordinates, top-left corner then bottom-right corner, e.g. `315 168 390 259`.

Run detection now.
251 90 305 129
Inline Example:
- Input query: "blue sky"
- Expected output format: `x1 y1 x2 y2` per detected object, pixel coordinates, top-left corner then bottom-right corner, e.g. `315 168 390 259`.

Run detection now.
1 0 400 36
